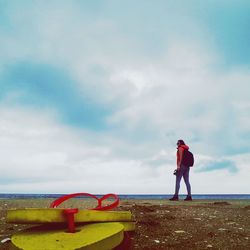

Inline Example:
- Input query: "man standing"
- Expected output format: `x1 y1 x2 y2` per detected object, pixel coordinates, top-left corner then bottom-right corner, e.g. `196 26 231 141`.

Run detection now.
169 139 192 201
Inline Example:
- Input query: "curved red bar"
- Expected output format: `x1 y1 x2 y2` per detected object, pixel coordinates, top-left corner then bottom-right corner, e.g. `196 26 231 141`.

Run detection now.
50 192 119 211
95 193 120 211
50 193 119 234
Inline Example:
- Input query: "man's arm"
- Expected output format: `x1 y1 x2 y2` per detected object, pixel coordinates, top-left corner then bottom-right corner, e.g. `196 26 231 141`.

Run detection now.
177 148 184 169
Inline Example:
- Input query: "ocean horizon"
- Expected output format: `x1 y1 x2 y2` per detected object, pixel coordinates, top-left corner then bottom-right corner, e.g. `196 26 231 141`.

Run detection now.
0 193 249 200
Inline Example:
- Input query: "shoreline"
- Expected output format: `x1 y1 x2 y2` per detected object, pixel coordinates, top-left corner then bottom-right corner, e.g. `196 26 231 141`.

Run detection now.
1 199 250 249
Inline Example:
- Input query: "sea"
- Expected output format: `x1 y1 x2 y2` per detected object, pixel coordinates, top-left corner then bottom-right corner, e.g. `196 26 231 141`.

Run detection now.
0 193 249 200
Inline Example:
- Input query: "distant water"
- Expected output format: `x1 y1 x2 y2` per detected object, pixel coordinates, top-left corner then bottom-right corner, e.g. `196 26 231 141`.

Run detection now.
0 193 249 200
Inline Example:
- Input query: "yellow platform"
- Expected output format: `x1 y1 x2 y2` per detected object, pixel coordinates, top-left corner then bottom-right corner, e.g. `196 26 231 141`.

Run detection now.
7 209 132 224
10 222 128 250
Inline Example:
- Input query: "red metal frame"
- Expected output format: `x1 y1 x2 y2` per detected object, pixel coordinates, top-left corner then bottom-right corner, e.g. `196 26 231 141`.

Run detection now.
50 193 120 233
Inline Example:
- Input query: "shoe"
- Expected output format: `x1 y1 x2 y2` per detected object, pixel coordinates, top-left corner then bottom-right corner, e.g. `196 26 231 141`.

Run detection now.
184 195 192 201
169 195 179 201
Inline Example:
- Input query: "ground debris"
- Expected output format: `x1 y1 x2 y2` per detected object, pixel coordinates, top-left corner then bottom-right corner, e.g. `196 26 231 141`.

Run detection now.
213 201 231 206
194 217 202 221
153 240 160 243
1 238 11 244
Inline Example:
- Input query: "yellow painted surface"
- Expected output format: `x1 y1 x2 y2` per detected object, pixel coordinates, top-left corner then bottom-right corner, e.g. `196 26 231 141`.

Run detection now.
115 221 136 231
11 222 124 250
7 209 132 224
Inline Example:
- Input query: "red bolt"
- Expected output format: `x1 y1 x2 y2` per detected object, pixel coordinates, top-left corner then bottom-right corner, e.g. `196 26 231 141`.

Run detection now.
64 208 79 233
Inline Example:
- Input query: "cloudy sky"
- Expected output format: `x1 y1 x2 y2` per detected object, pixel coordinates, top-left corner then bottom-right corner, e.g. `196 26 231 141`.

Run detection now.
0 0 249 195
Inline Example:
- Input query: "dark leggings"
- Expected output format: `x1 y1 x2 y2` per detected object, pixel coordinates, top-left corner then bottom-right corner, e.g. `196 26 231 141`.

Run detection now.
175 164 191 196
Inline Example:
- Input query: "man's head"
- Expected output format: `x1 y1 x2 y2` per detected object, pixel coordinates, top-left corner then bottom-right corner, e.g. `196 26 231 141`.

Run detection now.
177 139 185 146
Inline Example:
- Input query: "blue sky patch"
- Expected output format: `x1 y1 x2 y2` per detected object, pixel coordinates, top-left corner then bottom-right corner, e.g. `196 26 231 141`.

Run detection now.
197 160 239 174
1 62 111 130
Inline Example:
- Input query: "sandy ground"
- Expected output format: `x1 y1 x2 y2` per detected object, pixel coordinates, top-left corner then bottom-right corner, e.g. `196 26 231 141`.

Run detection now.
0 198 249 249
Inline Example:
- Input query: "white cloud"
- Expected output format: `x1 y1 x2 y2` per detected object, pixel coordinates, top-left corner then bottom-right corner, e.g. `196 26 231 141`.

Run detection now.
0 104 249 194
0 106 172 193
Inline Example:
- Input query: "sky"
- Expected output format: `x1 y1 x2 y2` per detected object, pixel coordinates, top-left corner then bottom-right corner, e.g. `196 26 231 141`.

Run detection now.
0 0 250 195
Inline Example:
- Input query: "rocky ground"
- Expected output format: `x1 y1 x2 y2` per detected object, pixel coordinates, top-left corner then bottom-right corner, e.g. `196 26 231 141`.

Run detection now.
0 199 249 249
122 200 250 249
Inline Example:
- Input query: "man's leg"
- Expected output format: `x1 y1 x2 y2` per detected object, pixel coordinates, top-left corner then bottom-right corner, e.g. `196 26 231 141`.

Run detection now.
183 166 192 198
174 168 184 196
170 167 185 201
